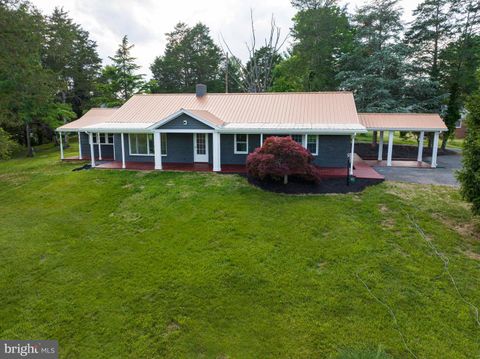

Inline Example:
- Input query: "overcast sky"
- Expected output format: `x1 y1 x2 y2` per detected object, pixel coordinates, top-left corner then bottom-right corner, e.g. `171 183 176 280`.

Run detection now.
30 0 421 78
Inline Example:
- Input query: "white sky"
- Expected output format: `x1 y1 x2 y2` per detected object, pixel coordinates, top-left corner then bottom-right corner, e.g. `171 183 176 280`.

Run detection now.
30 0 421 78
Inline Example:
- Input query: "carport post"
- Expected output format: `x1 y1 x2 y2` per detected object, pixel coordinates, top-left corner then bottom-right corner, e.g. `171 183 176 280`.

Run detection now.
121 133 126 169
431 131 439 168
378 131 384 161
88 132 95 167
387 131 394 166
260 133 263 146
154 132 162 170
97 132 102 160
59 132 64 160
78 131 83 160
349 134 355 176
417 131 424 162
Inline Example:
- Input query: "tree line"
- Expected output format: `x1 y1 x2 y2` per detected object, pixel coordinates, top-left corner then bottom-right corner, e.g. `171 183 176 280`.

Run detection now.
0 0 479 158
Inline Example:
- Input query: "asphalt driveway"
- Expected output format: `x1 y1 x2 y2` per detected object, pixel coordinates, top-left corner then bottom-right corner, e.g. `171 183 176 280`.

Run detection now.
374 153 463 186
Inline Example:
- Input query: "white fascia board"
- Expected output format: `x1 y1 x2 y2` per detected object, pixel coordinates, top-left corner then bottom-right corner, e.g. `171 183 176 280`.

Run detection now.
366 127 447 132
147 109 219 130
218 126 367 135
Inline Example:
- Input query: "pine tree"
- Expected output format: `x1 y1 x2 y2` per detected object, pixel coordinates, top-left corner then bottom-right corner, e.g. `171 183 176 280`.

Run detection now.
405 0 452 81
109 35 144 102
457 71 480 215
288 0 353 91
150 22 223 93
337 0 407 112
43 8 101 118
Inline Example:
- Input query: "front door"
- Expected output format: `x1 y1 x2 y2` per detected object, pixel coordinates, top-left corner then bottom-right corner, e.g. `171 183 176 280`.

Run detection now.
193 133 209 162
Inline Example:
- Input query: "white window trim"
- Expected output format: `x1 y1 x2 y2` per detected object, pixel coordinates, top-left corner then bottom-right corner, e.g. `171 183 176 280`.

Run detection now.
93 133 114 145
290 134 304 146
306 134 319 156
160 133 167 156
128 133 155 156
234 134 249 154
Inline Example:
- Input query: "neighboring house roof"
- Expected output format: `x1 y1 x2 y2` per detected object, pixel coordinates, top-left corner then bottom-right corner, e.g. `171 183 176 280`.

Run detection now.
358 113 447 131
57 108 117 131
57 92 365 133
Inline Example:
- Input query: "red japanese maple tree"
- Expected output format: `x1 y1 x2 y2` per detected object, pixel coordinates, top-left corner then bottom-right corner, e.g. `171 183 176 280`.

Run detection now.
246 136 322 184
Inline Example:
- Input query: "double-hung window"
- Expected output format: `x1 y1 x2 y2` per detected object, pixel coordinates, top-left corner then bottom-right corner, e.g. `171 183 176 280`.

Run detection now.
306 135 318 155
160 133 167 156
130 134 155 156
291 134 304 145
234 134 248 154
93 133 114 145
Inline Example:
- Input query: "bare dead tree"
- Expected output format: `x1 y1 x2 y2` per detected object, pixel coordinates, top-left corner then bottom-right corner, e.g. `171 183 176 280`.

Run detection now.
221 10 288 93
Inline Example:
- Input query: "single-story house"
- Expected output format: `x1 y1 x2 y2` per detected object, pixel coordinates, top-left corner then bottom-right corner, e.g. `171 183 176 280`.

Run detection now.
56 85 447 174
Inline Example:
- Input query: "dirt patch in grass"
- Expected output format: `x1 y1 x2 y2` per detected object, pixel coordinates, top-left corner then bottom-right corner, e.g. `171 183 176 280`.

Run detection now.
246 175 383 194
465 250 480 261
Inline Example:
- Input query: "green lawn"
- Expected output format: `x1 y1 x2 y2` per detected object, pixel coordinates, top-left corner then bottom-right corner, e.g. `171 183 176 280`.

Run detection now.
0 144 479 358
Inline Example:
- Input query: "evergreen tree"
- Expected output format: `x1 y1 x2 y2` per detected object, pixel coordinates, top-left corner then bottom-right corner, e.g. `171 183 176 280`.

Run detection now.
457 71 480 215
0 1 74 156
108 35 144 102
337 0 408 112
43 7 101 118
150 22 223 93
405 0 452 81
288 0 353 91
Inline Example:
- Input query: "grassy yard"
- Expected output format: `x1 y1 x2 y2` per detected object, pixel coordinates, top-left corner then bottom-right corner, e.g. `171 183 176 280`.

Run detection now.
0 144 479 358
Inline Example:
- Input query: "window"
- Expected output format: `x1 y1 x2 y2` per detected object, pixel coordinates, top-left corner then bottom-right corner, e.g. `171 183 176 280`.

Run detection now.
161 133 167 156
93 133 114 144
130 134 155 155
234 134 248 154
291 134 304 145
307 135 318 155
455 119 463 129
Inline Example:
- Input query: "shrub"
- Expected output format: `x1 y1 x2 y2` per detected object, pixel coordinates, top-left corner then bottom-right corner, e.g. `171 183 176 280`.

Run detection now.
246 136 322 184
0 128 20 160
457 75 480 215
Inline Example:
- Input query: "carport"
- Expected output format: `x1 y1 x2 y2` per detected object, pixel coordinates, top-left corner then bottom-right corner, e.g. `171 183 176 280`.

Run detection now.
358 113 448 168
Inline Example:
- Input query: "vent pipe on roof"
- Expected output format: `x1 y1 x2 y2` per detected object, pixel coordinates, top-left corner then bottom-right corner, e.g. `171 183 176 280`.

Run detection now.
196 84 207 97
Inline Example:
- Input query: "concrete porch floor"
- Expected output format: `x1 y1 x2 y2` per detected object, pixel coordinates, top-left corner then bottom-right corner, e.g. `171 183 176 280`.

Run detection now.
363 159 432 168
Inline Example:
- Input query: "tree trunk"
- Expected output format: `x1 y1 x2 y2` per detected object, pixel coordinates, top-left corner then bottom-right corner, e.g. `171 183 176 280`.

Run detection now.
283 174 288 185
441 132 449 151
371 131 377 147
25 122 34 157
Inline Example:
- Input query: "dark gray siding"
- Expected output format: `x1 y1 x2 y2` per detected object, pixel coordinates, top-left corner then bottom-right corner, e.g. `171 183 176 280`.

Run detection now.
220 134 261 165
314 135 351 167
79 132 114 159
163 133 193 163
159 113 213 130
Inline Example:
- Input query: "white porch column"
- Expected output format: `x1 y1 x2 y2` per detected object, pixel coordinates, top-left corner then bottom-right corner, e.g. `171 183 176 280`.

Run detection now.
213 132 221 172
77 131 83 159
121 133 126 169
154 132 163 170
417 131 424 162
88 132 95 167
59 132 64 160
387 131 394 166
97 132 102 160
377 131 384 161
431 131 439 168
260 133 263 146
349 134 355 176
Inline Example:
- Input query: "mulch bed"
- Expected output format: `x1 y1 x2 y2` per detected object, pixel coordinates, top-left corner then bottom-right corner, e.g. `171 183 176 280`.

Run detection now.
245 175 383 194
356 143 456 160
